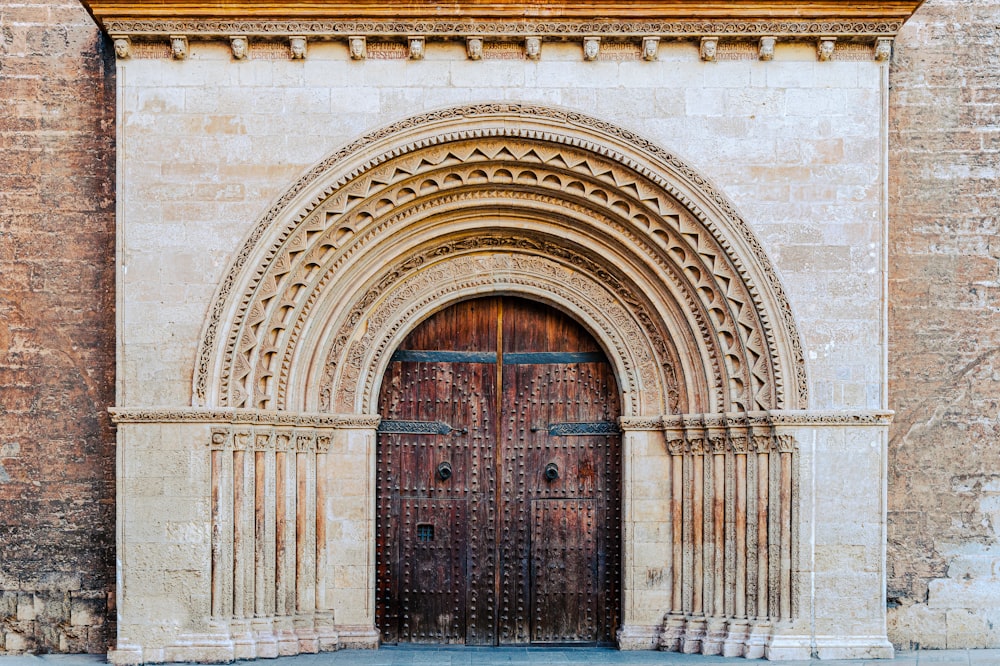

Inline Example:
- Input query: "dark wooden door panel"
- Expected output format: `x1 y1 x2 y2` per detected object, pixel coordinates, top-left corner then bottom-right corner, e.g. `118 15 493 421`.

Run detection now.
376 297 620 646
396 499 467 643
498 299 621 644
530 499 598 643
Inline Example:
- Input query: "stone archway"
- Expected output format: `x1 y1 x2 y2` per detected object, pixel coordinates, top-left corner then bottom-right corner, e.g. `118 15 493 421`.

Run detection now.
111 104 894 663
194 103 807 418
178 103 809 658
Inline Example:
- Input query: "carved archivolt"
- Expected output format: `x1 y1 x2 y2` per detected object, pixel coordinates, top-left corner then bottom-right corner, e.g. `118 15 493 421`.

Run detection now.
194 103 806 416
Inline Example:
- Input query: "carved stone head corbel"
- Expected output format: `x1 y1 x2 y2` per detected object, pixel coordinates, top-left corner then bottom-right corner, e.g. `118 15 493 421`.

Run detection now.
642 36 659 61
349 36 366 60
229 35 248 60
583 36 600 61
169 35 188 60
289 35 307 60
875 37 893 62
700 36 718 62
112 35 131 59
408 36 425 60
817 37 836 61
525 36 541 60
466 36 483 60
759 36 776 61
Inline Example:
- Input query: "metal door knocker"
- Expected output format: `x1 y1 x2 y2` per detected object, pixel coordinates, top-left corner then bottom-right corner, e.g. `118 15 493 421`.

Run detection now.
437 461 453 481
544 462 559 481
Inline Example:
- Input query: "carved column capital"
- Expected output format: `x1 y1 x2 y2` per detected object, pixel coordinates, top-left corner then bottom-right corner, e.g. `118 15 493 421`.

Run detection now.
666 437 687 456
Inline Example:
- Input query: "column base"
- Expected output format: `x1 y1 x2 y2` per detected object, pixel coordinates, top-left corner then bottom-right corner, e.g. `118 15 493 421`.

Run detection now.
336 625 380 649
813 636 894 660
616 624 658 650
107 644 144 665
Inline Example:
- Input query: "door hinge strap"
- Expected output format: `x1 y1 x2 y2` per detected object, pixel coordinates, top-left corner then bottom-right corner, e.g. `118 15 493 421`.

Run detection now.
390 350 497 363
378 419 454 435
548 421 620 436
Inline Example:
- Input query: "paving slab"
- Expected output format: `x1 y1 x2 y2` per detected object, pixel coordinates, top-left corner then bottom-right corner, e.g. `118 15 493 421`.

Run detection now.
0 649 996 666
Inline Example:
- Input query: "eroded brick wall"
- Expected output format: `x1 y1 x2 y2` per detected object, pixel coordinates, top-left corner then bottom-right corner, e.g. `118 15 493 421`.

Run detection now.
888 0 1000 649
0 0 116 654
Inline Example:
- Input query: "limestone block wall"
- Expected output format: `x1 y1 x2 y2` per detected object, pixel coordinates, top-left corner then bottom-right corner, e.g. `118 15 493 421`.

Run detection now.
112 34 894 661
887 0 1000 649
0 0 116 655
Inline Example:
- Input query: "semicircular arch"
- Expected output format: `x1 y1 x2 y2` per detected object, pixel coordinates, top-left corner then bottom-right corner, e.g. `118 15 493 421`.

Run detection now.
193 103 807 417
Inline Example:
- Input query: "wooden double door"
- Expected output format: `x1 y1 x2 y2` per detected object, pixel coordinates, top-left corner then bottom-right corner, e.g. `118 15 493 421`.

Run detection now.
375 297 622 645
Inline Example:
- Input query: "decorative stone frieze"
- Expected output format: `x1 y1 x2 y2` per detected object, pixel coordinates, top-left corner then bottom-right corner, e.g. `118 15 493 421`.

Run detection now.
109 407 381 429
96 17 915 41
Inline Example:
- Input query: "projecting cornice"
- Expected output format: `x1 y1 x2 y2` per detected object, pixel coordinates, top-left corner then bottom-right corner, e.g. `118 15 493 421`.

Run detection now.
85 1 925 41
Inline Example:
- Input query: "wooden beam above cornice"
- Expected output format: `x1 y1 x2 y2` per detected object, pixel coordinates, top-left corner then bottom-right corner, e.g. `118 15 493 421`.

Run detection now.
84 0 926 40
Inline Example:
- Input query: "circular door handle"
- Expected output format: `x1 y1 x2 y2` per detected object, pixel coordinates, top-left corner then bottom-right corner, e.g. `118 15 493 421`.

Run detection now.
544 462 559 481
437 461 453 481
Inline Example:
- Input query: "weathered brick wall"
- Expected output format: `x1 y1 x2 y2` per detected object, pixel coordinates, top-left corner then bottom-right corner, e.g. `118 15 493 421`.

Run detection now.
887 0 1000 649
0 0 116 654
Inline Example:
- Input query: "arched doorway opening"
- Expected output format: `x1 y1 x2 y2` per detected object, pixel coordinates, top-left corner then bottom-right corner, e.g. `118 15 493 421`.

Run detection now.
375 296 622 645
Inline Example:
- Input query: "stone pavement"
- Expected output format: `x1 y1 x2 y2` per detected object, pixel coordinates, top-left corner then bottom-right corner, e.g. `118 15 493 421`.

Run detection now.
4 649 1000 666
